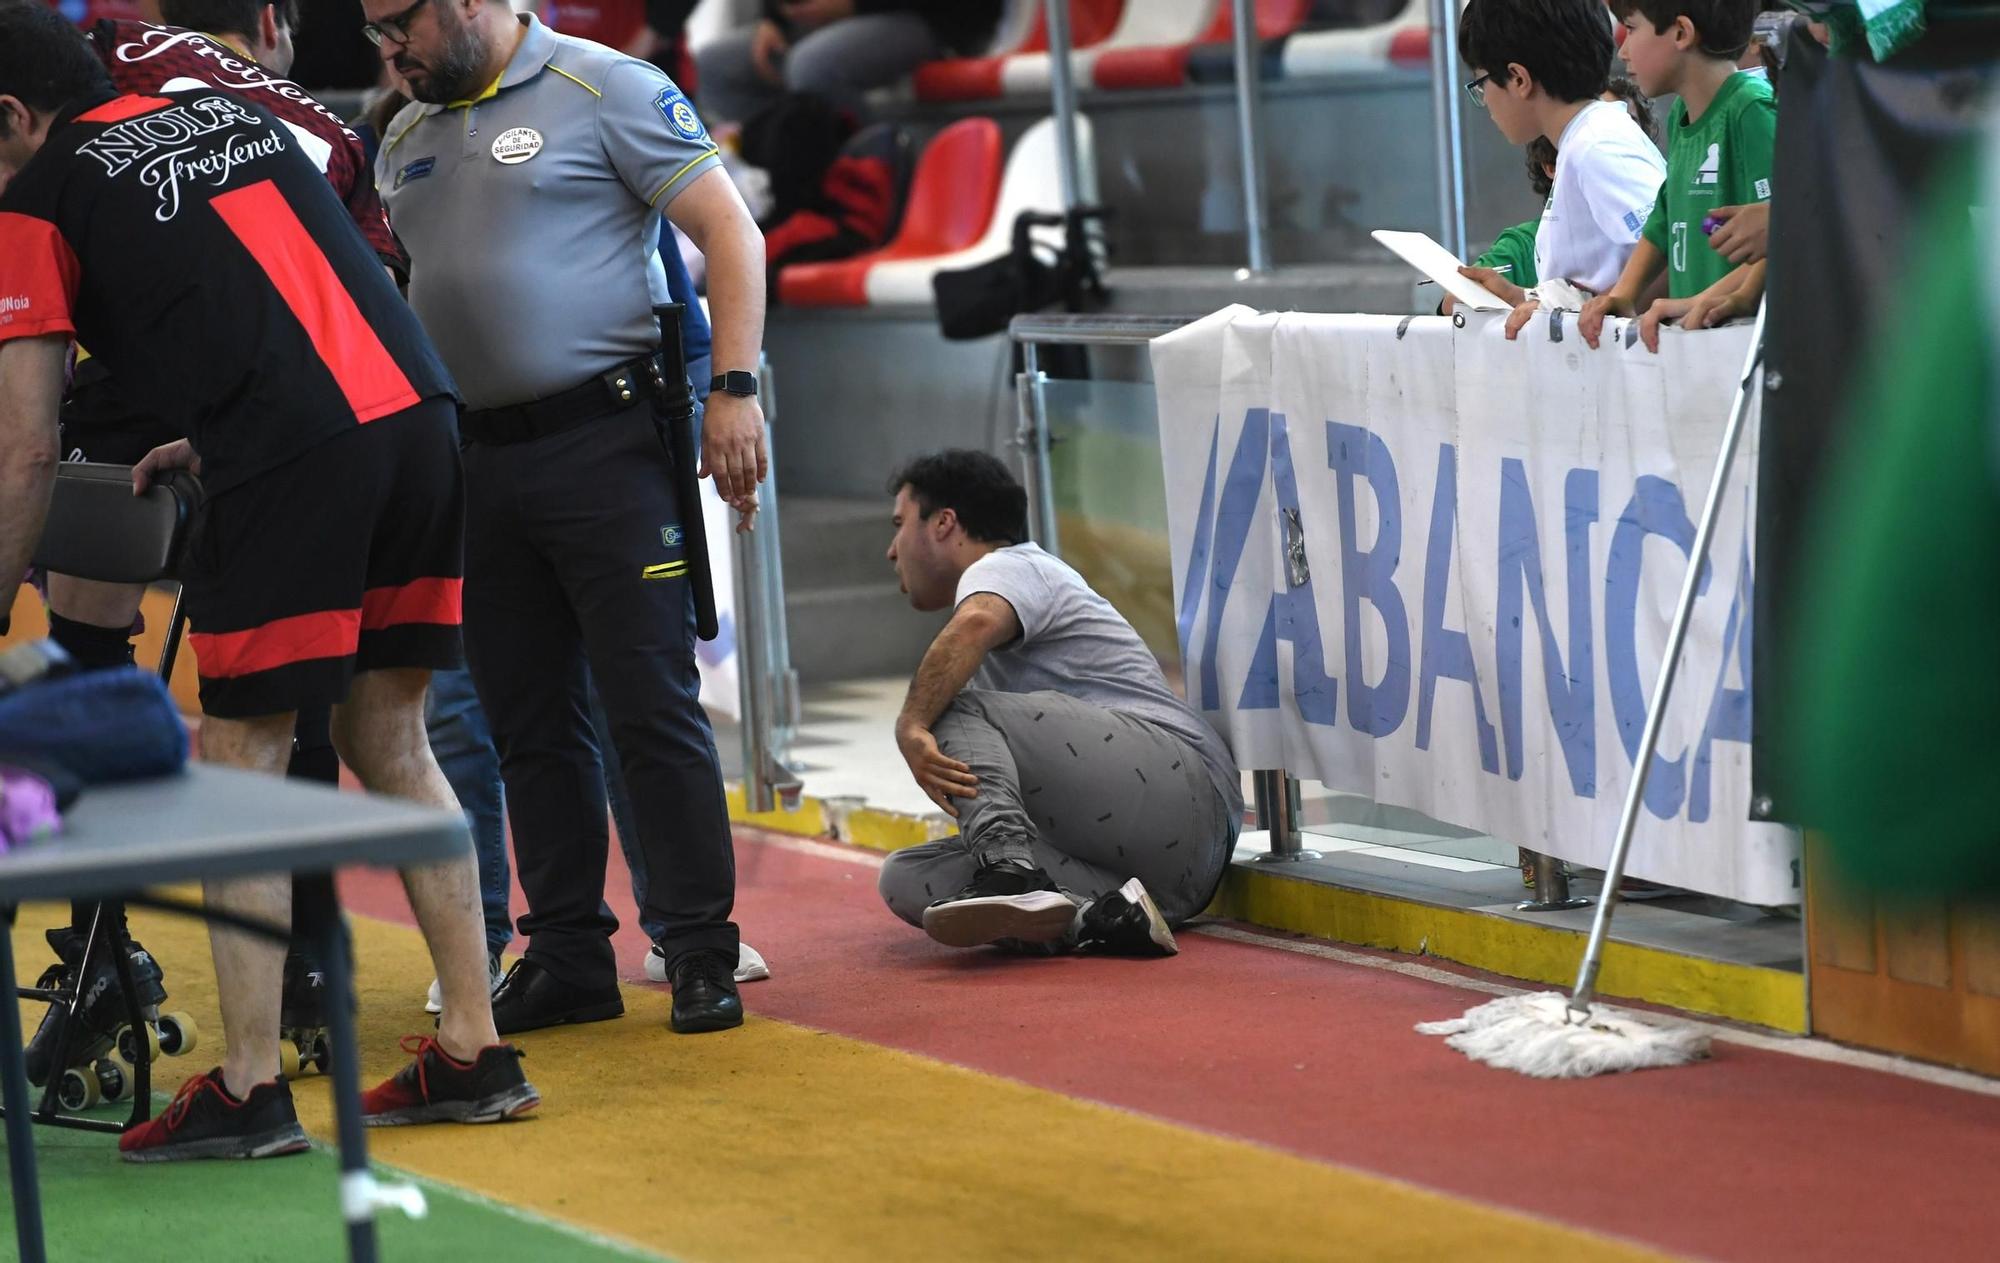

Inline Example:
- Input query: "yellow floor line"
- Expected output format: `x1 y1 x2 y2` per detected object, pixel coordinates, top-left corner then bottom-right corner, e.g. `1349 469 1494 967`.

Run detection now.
12 903 1672 1263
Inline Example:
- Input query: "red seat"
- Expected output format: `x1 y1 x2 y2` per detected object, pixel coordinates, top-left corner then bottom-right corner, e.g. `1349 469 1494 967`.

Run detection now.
1386 24 1429 67
778 118 1006 309
914 0 1125 103
1094 0 1310 91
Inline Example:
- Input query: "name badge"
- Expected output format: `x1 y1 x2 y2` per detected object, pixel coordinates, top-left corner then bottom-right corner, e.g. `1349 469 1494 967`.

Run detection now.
491 127 543 165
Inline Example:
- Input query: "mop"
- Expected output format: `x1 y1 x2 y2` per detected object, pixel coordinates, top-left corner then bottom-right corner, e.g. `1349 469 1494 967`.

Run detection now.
1416 301 1768 1078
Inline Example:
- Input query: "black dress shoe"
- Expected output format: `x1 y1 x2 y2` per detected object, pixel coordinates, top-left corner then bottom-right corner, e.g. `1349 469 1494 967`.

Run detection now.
490 958 623 1035
666 950 743 1034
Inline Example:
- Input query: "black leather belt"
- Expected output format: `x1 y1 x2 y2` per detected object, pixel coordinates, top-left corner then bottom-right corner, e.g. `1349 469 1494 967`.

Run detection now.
459 354 666 446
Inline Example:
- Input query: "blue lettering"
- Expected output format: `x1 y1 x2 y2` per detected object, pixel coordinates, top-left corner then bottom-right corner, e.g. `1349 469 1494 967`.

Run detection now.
1496 462 1598 795
1194 409 1271 711
1326 423 1411 738
1239 415 1338 722
1176 419 1221 690
1415 444 1498 772
1690 523 1753 823
1605 475 1707 819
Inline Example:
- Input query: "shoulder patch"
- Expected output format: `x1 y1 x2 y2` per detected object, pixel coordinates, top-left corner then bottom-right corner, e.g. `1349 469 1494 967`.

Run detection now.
655 85 708 144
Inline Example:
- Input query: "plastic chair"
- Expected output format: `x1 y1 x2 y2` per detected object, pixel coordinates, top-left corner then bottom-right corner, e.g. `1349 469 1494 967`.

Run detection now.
778 118 1007 309
865 115 1099 307
1092 0 1312 91
1277 0 1430 78
913 0 1125 103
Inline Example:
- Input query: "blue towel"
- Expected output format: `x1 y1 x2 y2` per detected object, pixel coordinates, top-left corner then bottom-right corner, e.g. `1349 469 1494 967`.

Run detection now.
0 665 189 785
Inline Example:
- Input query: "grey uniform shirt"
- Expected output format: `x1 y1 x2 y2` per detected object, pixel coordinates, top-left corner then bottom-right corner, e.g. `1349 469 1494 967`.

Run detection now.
374 14 719 410
957 544 1244 817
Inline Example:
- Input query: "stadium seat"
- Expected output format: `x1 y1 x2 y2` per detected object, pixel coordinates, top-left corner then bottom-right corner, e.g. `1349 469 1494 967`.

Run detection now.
913 0 1125 103
1278 0 1431 77
865 115 1098 308
778 118 1006 309
1096 1 1312 92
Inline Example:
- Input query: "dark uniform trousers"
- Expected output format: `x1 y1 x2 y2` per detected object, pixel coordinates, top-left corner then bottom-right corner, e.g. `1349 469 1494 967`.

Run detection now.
460 396 738 987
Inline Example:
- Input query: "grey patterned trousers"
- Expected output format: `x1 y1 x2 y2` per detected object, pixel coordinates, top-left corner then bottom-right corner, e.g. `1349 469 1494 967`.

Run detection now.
878 689 1237 928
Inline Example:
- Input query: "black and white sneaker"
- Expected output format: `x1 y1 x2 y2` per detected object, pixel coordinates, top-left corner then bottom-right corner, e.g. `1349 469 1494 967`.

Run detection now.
921 860 1078 949
1076 879 1179 957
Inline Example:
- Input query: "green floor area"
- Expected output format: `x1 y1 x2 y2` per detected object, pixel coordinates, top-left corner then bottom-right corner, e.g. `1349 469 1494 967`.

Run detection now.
1 1105 664 1263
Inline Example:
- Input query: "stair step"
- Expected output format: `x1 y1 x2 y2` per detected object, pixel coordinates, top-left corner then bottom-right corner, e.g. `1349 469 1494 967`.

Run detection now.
774 495 895 591
783 582 943 684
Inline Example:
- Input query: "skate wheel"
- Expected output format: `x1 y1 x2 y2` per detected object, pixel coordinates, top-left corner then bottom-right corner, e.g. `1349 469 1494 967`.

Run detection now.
277 1041 303 1081
310 1034 331 1075
58 1066 101 1111
96 1056 133 1103
116 1022 162 1066
157 1012 199 1057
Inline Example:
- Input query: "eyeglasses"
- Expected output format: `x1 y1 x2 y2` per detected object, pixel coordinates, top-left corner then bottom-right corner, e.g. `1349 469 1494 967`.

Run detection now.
1464 71 1496 108
363 0 433 47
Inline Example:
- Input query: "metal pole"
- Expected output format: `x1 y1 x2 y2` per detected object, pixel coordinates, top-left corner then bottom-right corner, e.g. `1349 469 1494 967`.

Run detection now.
1043 0 1083 212
1569 303 1766 1018
1249 770 1321 863
1015 342 1061 556
1517 851 1589 913
1229 0 1273 274
0 911 49 1263
1426 0 1468 259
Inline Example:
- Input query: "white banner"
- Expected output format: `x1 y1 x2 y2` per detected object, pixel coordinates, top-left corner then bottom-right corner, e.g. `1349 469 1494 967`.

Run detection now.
1154 306 1799 904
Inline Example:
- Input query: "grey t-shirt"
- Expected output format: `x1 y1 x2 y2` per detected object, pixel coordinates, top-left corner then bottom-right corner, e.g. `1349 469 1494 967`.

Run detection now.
375 14 721 410
957 544 1243 816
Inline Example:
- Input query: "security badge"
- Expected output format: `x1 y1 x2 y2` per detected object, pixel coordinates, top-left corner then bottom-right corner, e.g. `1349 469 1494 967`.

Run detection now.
491 127 543 165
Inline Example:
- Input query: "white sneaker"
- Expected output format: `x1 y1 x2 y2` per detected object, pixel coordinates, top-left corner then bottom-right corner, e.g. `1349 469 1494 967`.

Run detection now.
424 953 504 1015
646 941 770 984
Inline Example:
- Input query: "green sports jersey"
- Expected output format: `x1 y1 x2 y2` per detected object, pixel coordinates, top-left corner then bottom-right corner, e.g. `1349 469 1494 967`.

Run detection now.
1641 72 1777 298
1475 220 1539 289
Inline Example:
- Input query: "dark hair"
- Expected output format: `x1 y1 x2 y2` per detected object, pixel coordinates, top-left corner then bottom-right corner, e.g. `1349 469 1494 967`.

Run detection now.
888 450 1028 546
1608 0 1760 60
1523 77 1653 199
159 1 302 40
1458 0 1616 104
0 3 113 134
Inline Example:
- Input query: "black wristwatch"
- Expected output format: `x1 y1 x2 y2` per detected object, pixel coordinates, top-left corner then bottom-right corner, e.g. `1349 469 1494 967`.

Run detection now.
710 370 759 398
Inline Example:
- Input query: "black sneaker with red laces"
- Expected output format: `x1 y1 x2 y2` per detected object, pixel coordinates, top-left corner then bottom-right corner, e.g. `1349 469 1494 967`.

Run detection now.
361 1035 540 1126
118 1069 311 1163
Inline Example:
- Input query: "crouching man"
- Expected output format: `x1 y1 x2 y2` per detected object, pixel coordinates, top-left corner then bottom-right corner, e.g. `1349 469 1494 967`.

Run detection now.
879 451 1242 955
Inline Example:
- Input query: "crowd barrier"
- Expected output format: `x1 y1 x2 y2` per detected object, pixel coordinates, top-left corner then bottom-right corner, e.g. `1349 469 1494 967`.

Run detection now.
1151 306 1799 904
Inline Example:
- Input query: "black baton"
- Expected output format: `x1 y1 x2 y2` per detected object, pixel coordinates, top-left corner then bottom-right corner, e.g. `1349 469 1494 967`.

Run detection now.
651 302 719 642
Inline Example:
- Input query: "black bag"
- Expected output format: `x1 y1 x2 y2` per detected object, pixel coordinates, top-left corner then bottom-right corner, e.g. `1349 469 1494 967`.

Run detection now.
931 205 1110 341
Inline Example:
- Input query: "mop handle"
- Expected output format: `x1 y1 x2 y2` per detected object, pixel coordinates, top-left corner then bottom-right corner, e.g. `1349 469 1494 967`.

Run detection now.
1568 301 1769 1020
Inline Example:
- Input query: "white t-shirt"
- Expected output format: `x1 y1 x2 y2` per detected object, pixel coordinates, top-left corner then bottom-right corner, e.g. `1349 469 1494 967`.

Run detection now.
1534 99 1667 295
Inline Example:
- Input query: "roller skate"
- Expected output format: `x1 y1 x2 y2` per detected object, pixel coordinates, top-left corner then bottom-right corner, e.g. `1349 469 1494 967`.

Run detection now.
279 947 331 1080
23 927 199 1111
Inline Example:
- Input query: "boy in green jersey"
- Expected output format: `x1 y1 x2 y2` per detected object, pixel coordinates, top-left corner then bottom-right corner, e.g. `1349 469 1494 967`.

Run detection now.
1579 0 1775 350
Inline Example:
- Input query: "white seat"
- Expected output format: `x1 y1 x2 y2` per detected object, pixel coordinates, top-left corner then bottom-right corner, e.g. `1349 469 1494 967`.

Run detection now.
864 115 1099 309
1000 0 1220 97
1279 0 1429 78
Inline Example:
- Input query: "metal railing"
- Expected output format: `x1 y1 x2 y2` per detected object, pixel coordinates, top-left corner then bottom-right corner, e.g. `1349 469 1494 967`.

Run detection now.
734 356 803 814
1009 311 1313 858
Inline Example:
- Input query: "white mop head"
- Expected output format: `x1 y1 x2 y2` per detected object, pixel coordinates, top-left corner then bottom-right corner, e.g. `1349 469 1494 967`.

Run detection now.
1415 992 1710 1078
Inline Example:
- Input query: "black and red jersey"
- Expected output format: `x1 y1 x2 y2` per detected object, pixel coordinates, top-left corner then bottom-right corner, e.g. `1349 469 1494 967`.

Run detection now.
0 89 457 496
84 19 405 276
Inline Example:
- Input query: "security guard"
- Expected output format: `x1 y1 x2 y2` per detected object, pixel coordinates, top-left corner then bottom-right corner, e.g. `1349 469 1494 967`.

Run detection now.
369 0 767 1035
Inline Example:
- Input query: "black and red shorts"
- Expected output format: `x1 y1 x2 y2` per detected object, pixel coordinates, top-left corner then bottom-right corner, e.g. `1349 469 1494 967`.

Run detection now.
179 398 464 719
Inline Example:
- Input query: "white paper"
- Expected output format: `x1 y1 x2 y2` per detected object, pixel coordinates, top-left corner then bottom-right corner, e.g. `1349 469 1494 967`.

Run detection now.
1371 229 1512 311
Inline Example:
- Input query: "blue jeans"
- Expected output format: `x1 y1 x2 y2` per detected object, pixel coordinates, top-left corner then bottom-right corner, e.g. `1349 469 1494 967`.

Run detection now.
433 362 708 952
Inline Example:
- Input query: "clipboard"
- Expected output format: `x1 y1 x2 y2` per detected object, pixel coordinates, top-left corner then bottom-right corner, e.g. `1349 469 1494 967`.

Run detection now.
1371 229 1513 311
